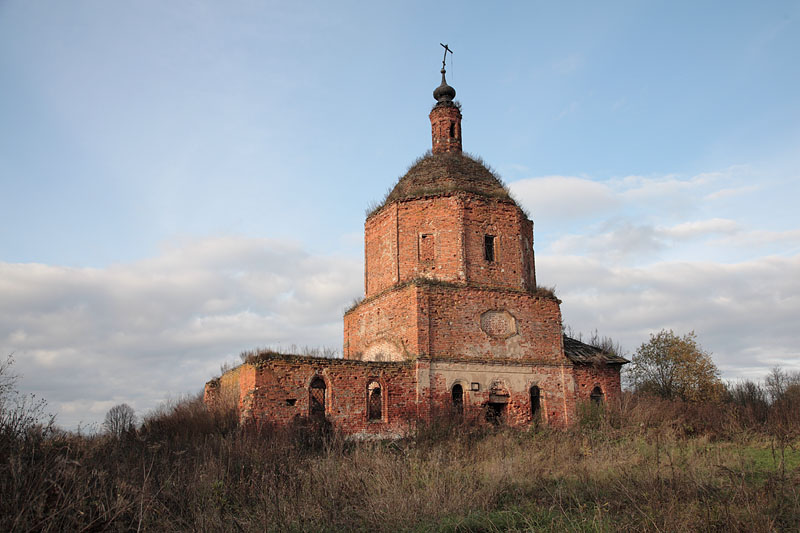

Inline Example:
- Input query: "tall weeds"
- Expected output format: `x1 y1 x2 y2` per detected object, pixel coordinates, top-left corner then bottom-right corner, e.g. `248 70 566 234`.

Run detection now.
1 388 798 531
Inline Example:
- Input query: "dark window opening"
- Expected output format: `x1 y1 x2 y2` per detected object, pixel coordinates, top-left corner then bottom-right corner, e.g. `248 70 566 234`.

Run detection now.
449 122 455 138
590 386 604 404
309 377 326 417
452 384 464 416
484 235 495 262
530 385 541 419
419 233 434 262
286 398 297 406
485 402 506 425
367 381 382 421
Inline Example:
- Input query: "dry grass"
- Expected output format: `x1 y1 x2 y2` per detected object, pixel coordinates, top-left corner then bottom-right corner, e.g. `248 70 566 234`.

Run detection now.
1 389 798 531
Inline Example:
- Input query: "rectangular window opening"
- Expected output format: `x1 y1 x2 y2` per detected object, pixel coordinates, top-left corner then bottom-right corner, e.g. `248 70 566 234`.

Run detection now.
484 235 495 262
419 233 435 263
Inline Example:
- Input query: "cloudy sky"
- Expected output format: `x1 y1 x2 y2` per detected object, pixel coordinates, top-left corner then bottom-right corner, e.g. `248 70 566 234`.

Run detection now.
1 1 798 429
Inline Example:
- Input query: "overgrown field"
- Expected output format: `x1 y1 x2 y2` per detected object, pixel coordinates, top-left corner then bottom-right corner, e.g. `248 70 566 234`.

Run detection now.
1 393 798 532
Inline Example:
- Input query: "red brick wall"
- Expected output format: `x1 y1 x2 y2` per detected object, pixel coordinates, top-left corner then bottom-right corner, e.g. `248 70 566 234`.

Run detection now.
573 365 623 405
462 197 534 291
209 355 418 437
364 194 535 297
429 105 462 154
343 283 423 360
346 280 564 366
364 205 398 297
423 359 577 428
204 354 597 433
422 285 566 363
396 196 464 285
203 364 257 421
522 217 536 289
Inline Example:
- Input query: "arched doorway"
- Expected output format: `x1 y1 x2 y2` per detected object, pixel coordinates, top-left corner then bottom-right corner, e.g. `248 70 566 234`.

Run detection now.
451 384 464 416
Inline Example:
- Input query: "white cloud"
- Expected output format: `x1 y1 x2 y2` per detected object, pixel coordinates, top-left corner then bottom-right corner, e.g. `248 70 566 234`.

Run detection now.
659 218 740 239
510 165 791 262
540 253 800 378
0 236 361 430
710 228 800 251
705 185 759 200
513 166 800 379
509 176 618 222
551 220 664 261
550 218 743 261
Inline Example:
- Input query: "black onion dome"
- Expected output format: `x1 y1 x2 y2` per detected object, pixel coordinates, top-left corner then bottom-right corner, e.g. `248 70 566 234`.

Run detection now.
384 152 512 206
433 69 456 104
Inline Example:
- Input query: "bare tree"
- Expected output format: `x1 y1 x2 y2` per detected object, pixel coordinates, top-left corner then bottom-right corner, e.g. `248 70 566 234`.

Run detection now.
0 354 18 406
0 354 54 442
104 403 136 438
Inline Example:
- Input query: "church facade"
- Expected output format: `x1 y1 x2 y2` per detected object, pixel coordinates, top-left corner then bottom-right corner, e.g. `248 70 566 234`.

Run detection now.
203 64 626 437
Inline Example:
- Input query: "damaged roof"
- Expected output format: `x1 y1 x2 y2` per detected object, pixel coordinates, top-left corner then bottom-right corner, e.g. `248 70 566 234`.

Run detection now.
563 335 629 365
376 152 514 212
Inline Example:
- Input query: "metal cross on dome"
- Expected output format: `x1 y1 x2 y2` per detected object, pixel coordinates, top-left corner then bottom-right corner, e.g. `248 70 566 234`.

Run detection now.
440 43 453 70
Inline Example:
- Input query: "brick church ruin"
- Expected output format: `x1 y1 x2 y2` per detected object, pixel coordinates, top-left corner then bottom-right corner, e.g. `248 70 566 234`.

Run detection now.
204 56 627 437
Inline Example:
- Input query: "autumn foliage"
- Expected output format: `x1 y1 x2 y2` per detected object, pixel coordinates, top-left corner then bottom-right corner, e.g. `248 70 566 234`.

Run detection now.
627 329 724 402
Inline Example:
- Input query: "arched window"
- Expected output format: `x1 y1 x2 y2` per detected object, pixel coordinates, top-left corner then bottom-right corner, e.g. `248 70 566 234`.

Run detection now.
309 377 326 417
367 381 382 421
590 386 604 404
530 385 541 419
452 384 464 416
449 122 455 138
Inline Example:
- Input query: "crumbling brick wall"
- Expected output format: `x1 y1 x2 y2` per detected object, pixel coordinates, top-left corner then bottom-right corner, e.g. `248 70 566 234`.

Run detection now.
343 283 424 360
207 354 418 438
573 364 624 405
364 193 534 298
423 359 576 428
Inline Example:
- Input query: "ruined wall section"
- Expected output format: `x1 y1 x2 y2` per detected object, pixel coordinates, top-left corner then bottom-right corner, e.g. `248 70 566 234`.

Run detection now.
395 196 464 284
203 364 256 420
521 217 536 289
249 356 417 437
425 359 576 427
343 284 424 361
423 285 566 364
462 196 534 291
364 204 398 297
365 194 535 298
573 365 624 405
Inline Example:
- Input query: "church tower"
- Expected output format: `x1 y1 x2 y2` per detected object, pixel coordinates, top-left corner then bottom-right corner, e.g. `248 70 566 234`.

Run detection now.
344 58 564 367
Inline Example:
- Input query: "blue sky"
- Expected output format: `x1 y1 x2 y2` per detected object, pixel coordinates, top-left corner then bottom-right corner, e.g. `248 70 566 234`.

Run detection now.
1 1 798 429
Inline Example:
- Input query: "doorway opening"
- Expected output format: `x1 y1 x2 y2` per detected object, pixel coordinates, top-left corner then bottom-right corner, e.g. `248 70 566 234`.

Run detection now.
530 385 541 421
485 402 506 425
451 384 464 416
309 377 326 418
